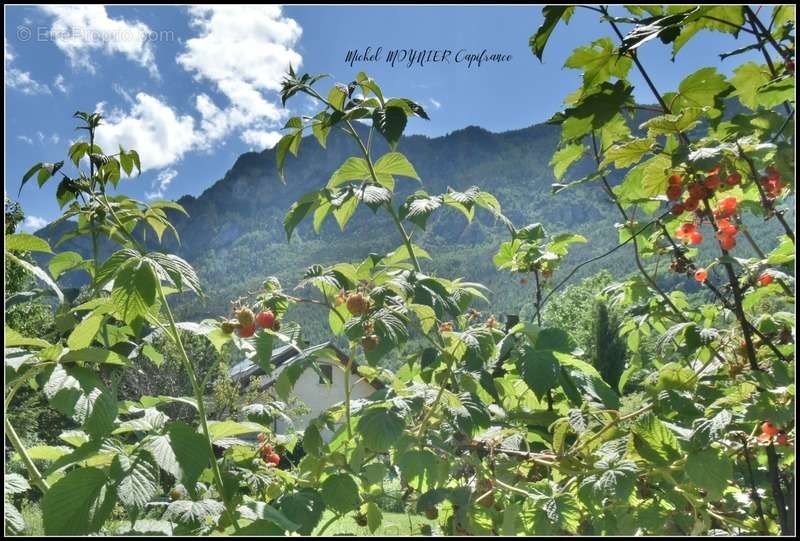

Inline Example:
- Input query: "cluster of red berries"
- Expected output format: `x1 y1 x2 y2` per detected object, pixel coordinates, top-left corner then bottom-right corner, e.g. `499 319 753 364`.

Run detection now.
221 307 281 338
761 166 786 199
674 195 740 251
256 432 281 465
667 167 741 217
759 421 791 446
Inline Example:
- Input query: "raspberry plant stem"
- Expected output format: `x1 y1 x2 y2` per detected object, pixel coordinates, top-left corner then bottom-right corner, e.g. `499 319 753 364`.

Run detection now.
155 280 241 532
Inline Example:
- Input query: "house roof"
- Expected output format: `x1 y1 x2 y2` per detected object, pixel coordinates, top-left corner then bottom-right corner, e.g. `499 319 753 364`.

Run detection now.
229 341 383 390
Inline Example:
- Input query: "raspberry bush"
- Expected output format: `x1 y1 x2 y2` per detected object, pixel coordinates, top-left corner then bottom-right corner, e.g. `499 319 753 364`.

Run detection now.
4 5 795 536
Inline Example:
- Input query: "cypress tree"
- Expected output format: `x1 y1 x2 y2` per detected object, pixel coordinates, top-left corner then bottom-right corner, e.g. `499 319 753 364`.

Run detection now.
590 301 626 393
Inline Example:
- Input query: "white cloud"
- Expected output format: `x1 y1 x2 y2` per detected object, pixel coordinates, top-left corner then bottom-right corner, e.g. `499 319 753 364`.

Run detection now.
429 98 442 110
40 7 304 173
178 6 301 146
38 6 158 77
53 74 67 93
17 135 33 145
95 93 199 171
146 168 178 200
22 215 49 232
241 129 282 149
5 39 51 95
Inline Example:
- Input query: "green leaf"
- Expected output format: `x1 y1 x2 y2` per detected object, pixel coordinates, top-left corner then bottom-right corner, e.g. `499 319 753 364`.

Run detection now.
372 106 407 150
5 252 64 304
729 62 771 111
67 312 104 350
4 326 52 348
327 84 347 111
530 6 574 61
60 347 127 366
564 37 632 90
550 143 586 180
666 67 731 114
49 251 85 279
685 448 733 501
365 501 382 533
5 233 52 253
397 449 448 493
373 152 420 180
42 467 115 535
144 422 209 488
44 365 118 438
321 474 360 514
278 489 325 536
111 258 158 324
165 499 225 525
601 138 654 168
518 346 560 401
238 501 300 532
20 162 44 194
356 407 406 452
639 108 705 137
110 450 160 511
207 420 267 441
328 157 371 188
148 252 202 296
632 413 682 466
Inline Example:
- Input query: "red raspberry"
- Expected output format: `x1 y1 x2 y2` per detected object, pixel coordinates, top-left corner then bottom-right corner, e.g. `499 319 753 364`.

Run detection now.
761 421 779 437
726 172 741 186
666 185 683 200
694 269 708 283
256 310 276 329
758 272 774 286
719 234 736 251
777 431 789 446
688 184 706 199
704 174 721 190
684 198 699 212
239 323 257 338
669 174 683 186
688 231 704 245
671 204 685 216
716 196 738 218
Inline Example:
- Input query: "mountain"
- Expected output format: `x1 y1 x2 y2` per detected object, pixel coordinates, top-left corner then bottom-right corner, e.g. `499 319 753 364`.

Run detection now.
35 118 785 344
158 121 622 331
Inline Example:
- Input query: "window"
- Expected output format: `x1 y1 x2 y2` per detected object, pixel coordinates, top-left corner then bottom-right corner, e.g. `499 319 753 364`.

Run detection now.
318 364 333 384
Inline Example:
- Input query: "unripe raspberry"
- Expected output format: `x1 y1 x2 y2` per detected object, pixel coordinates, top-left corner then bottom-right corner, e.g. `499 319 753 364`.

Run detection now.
361 334 380 352
236 307 255 327
346 292 370 316
221 320 238 334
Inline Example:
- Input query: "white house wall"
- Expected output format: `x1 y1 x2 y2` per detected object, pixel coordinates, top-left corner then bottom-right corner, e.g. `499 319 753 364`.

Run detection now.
274 360 377 439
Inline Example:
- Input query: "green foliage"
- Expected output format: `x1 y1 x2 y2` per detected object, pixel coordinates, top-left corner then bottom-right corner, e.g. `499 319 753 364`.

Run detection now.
4 6 797 536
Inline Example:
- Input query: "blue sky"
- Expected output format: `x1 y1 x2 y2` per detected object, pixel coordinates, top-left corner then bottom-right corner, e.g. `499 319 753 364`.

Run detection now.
5 5 764 230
